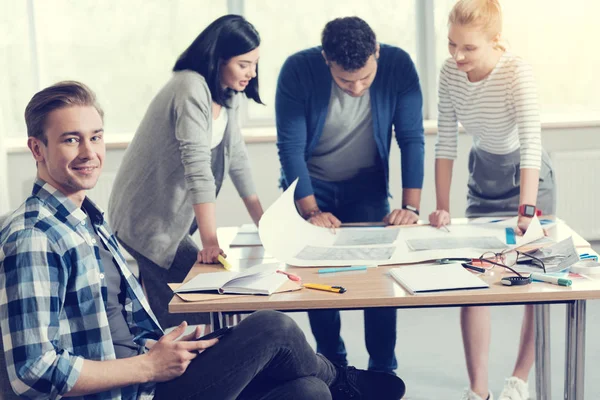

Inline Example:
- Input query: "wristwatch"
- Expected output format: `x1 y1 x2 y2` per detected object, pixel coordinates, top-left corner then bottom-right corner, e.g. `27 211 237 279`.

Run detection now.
402 204 419 216
518 204 538 218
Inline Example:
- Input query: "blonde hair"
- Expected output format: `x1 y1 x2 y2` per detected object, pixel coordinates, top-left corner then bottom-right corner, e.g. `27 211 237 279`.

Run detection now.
449 0 505 50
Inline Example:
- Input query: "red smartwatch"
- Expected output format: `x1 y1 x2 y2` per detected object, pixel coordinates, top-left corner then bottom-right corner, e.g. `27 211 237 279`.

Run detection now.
518 204 542 218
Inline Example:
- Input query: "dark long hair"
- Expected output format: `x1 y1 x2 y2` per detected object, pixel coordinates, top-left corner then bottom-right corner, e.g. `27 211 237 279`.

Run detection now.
173 15 263 107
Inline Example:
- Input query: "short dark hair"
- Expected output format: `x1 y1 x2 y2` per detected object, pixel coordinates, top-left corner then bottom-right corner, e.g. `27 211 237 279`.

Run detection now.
173 14 263 107
24 81 103 145
321 17 377 71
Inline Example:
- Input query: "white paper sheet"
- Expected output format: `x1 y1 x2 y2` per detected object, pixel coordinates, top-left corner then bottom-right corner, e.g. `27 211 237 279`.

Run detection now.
406 236 506 251
258 179 527 267
333 228 399 246
295 245 396 261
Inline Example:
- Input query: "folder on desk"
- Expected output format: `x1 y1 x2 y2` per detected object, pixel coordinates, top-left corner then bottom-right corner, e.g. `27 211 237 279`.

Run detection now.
390 263 489 295
230 224 262 247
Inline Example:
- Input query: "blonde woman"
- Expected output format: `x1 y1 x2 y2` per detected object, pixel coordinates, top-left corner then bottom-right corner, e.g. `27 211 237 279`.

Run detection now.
430 1 556 399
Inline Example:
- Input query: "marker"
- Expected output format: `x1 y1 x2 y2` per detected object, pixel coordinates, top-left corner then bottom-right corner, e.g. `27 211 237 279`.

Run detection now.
318 266 368 274
277 270 301 282
461 263 486 273
530 272 572 287
303 283 346 293
505 227 516 245
217 254 233 271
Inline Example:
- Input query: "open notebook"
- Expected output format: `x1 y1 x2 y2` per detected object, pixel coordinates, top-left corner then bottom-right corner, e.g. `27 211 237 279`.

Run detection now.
173 262 288 295
390 263 489 295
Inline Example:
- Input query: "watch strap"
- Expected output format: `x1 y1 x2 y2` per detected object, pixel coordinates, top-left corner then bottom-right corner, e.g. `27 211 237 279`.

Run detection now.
518 204 539 218
402 204 419 216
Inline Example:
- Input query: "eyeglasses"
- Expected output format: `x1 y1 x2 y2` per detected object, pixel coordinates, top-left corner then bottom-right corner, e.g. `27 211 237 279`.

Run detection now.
478 249 547 274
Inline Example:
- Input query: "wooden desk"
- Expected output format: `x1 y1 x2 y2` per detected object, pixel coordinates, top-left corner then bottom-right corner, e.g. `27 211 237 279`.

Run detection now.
169 222 598 400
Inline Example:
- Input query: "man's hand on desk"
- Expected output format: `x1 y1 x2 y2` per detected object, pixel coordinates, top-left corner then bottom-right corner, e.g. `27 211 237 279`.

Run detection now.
307 211 342 229
198 245 226 264
144 321 219 382
384 209 419 225
428 209 451 228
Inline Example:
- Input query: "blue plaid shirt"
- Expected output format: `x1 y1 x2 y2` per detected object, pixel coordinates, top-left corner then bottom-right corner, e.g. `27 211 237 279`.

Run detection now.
0 180 163 400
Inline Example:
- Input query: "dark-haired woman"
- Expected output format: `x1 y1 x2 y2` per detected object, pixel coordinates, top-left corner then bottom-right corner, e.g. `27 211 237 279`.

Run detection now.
109 15 264 328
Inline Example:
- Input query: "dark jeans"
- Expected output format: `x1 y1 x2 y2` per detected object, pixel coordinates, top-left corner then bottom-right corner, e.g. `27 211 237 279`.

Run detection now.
117 234 210 328
308 173 398 373
155 310 336 400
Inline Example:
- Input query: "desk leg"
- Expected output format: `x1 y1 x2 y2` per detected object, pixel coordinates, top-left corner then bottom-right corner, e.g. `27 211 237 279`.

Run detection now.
565 300 586 400
534 304 551 400
210 311 221 331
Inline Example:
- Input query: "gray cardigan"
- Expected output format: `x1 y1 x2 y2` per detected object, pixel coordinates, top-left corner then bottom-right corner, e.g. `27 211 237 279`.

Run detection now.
108 70 256 269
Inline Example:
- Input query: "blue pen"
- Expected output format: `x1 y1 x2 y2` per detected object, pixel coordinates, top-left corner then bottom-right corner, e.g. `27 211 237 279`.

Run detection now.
318 266 368 274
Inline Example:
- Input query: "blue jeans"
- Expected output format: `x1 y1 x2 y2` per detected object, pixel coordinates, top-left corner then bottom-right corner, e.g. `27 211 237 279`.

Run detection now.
307 173 398 373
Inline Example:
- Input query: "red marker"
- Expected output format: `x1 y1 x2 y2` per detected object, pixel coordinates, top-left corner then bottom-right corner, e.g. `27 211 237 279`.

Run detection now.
277 270 301 282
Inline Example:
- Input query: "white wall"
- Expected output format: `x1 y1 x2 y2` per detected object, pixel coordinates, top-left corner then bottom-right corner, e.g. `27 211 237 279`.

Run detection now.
5 126 600 236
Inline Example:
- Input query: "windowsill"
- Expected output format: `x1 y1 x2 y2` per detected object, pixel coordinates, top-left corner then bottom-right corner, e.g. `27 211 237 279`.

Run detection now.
6 118 600 153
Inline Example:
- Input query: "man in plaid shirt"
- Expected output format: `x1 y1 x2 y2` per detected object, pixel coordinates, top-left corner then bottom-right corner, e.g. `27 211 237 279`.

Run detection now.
0 81 406 400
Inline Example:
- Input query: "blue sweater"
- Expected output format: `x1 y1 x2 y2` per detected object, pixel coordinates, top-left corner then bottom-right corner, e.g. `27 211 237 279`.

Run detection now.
275 45 425 199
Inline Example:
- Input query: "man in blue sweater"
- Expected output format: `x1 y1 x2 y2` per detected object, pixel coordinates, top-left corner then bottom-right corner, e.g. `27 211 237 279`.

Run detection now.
276 17 425 373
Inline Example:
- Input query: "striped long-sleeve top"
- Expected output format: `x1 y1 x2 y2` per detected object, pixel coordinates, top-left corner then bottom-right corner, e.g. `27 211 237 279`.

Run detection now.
435 52 542 170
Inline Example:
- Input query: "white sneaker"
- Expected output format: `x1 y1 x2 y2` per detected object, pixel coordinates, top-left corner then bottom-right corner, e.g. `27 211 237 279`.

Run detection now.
461 388 493 400
498 377 530 400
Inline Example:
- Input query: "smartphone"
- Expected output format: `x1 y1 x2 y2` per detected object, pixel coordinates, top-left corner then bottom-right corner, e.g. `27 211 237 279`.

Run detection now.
196 326 233 341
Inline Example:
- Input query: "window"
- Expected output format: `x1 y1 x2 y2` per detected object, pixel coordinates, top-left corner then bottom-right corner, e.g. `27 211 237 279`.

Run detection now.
1 0 598 142
434 0 600 120
0 1 35 138
245 0 416 123
2 0 227 138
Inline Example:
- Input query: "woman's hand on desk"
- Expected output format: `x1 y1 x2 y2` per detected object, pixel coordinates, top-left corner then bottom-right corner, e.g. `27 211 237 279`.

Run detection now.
144 321 218 382
385 209 419 225
515 215 533 236
197 245 226 264
429 209 451 228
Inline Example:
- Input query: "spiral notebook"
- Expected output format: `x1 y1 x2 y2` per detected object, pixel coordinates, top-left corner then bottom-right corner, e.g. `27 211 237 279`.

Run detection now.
389 263 489 295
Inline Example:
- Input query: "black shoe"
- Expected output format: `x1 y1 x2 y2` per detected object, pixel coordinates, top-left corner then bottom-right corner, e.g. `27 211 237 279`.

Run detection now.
330 365 406 400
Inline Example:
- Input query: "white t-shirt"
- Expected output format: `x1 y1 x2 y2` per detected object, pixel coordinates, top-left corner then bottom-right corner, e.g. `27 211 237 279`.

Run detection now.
211 108 228 149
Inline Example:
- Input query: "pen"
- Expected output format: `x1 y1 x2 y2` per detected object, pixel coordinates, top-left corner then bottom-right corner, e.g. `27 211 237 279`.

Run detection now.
439 225 451 233
318 266 368 274
303 283 347 293
437 258 473 264
461 263 486 273
530 272 572 287
217 254 233 271
277 270 301 282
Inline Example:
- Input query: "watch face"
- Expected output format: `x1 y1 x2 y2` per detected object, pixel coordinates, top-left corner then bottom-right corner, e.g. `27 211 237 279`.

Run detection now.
525 205 535 215
522 205 536 217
